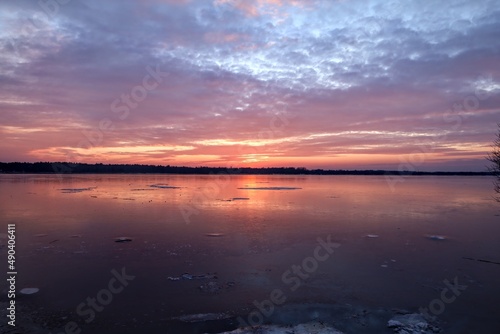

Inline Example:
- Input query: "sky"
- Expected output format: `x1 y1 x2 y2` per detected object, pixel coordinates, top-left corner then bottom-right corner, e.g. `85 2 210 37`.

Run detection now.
1 0 500 171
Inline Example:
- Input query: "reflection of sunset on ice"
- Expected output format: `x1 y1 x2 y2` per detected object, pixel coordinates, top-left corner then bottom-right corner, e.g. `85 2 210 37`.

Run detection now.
1 174 499 332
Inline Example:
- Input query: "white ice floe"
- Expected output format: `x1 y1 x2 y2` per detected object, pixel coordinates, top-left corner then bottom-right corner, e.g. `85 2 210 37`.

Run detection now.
206 233 225 237
365 234 379 238
426 235 446 241
387 313 439 333
219 322 344 333
20 288 39 295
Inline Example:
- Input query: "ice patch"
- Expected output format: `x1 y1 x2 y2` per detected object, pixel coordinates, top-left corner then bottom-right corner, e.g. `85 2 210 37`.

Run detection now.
114 237 133 243
20 288 39 295
149 184 180 189
59 187 96 193
168 273 217 281
206 233 225 237
387 313 439 333
171 312 232 323
426 235 446 241
238 187 301 190
218 197 250 202
221 322 344 333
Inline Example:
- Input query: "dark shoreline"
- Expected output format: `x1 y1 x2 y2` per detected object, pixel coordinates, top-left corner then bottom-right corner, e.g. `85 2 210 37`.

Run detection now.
0 162 494 176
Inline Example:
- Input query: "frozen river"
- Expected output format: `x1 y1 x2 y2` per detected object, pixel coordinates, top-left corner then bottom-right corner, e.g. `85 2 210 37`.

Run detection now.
0 174 499 333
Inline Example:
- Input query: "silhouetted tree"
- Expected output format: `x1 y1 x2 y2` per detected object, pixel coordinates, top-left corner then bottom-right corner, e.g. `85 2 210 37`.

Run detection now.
487 123 500 201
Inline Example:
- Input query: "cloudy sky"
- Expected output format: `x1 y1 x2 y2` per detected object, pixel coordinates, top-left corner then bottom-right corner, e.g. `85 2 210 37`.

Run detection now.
1 0 499 171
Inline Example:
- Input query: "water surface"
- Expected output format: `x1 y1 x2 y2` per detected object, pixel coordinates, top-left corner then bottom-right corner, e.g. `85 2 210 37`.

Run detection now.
0 174 499 333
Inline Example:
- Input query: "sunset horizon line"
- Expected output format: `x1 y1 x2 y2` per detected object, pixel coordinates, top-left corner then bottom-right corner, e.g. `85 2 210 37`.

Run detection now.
0 161 493 175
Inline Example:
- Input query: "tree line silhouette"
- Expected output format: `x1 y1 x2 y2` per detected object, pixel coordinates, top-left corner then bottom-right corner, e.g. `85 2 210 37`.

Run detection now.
0 162 493 176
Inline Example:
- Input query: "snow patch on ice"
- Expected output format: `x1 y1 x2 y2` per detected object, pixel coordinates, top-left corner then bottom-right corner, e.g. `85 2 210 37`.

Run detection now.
387 313 439 333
